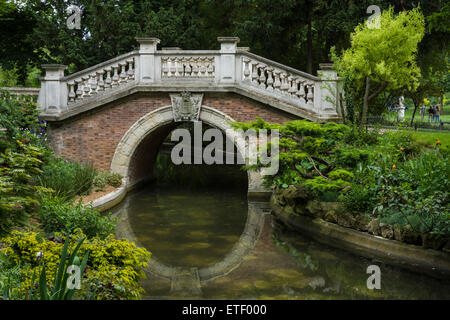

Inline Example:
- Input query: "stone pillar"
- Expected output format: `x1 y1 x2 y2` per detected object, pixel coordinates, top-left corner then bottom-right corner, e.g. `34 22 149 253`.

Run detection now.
317 63 341 119
136 37 160 83
218 37 240 84
38 64 67 114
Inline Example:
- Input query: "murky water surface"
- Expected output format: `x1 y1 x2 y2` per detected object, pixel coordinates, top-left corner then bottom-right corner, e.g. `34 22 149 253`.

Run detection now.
112 185 450 300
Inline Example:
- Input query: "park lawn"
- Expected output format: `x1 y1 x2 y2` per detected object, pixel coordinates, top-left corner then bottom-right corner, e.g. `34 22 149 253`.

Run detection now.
411 130 450 150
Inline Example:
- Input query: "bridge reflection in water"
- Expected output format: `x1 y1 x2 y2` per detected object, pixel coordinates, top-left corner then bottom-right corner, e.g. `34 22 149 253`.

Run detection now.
111 184 450 300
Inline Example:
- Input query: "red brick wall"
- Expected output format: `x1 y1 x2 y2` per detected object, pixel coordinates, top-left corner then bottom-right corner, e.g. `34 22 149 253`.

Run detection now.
48 92 294 183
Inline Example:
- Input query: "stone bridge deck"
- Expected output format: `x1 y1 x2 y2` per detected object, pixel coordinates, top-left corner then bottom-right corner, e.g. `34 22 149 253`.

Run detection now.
36 37 343 123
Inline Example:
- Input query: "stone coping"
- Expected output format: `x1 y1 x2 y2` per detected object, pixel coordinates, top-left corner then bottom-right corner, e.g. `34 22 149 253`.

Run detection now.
272 205 450 280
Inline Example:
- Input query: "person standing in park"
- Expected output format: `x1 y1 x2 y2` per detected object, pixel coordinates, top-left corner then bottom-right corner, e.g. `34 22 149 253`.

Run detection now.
428 104 435 122
434 104 440 123
420 104 426 120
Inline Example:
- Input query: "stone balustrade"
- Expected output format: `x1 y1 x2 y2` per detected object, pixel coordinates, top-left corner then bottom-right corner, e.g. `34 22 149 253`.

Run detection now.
37 37 342 122
239 53 319 112
161 54 215 79
1 87 40 102
64 52 137 105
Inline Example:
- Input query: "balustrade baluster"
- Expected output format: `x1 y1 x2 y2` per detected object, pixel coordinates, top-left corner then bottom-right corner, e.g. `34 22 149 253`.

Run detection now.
266 68 274 92
199 57 207 77
97 71 105 92
280 73 289 94
185 58 192 77
162 58 169 77
307 83 314 107
104 67 112 88
191 58 198 77
288 76 297 95
177 57 184 77
207 58 214 77
111 65 119 87
119 62 127 83
68 81 76 102
82 76 91 97
75 79 83 99
127 58 134 80
273 71 281 92
168 58 175 77
89 73 98 94
251 61 259 85
258 64 267 89
297 80 306 102
243 58 251 82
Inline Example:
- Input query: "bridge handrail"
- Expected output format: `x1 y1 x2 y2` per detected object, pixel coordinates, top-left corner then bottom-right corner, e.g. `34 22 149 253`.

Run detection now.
1 87 40 102
37 37 342 122
238 51 321 82
62 50 139 82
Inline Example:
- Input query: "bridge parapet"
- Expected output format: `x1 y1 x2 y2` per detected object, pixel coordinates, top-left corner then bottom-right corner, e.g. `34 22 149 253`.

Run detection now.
38 37 343 122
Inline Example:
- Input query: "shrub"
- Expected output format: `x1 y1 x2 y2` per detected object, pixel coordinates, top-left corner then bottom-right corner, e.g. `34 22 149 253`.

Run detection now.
93 171 123 191
39 194 116 239
37 157 96 201
93 171 109 192
328 169 354 181
0 142 48 236
107 173 122 188
0 230 151 300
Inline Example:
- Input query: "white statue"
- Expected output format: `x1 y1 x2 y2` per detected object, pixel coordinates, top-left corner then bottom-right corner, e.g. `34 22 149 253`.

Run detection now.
397 96 405 121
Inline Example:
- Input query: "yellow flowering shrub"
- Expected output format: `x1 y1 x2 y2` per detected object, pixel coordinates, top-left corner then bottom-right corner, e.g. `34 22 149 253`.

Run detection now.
0 229 151 300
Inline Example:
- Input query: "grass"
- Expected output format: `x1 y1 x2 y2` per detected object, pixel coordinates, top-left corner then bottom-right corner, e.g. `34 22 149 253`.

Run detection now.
411 130 450 150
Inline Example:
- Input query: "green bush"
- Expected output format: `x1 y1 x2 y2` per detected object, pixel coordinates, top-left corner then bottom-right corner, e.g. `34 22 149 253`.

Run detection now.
37 157 97 201
93 171 123 191
38 194 116 239
1 230 150 300
93 171 109 192
107 173 122 188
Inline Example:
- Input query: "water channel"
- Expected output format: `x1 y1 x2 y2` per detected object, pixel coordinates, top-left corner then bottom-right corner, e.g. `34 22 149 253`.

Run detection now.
111 157 450 300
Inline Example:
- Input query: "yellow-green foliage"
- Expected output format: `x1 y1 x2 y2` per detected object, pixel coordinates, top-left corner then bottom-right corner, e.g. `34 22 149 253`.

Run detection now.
328 169 354 181
335 7 425 92
303 177 350 196
1 229 151 300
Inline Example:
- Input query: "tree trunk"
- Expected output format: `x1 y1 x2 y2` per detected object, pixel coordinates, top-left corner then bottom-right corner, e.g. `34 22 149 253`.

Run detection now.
410 101 419 127
440 94 444 113
361 77 370 126
306 1 313 75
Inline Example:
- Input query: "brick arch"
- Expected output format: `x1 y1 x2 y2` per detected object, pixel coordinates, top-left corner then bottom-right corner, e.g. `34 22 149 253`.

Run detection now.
110 105 265 193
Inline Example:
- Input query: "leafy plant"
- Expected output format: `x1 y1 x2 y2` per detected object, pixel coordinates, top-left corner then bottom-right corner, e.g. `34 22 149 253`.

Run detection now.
1 229 150 300
38 194 116 239
37 157 97 201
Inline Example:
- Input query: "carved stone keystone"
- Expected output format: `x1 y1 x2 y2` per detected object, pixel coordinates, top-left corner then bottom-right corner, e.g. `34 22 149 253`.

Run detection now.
170 91 203 122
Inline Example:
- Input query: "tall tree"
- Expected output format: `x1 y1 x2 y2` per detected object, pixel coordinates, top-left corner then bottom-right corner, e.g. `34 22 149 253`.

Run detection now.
333 7 425 125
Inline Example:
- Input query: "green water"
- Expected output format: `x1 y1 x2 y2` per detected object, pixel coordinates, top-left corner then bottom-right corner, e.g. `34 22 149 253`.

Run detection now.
112 185 450 300
125 187 247 268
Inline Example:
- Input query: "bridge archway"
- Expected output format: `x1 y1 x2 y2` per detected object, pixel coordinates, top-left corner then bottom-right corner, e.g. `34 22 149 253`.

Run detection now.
110 105 266 194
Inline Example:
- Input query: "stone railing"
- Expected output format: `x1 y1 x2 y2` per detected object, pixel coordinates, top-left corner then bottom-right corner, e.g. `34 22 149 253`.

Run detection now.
1 87 40 102
64 52 137 105
239 52 320 112
38 37 342 122
160 53 216 79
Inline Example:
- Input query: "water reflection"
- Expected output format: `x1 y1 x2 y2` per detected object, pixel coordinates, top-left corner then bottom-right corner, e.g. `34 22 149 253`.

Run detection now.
112 186 450 300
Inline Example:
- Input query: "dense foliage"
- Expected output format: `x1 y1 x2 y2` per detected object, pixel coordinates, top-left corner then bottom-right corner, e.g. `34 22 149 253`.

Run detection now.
39 194 116 239
233 118 449 242
332 7 425 124
0 93 147 300
38 157 97 201
0 230 150 300
0 90 49 236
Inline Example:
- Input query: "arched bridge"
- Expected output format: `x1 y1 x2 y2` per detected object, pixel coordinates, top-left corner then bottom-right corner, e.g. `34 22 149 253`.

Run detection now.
34 37 344 196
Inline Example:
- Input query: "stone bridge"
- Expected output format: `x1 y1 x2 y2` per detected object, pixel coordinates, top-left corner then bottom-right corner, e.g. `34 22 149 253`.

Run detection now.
33 37 343 196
